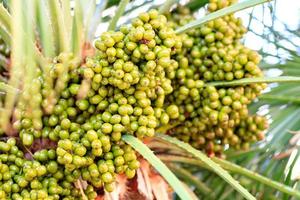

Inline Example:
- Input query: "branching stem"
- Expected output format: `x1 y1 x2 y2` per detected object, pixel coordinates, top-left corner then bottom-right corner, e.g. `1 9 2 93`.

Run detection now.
107 0 129 31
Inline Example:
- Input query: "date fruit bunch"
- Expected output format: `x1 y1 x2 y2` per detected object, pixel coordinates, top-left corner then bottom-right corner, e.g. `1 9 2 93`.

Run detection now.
165 0 268 156
5 9 181 200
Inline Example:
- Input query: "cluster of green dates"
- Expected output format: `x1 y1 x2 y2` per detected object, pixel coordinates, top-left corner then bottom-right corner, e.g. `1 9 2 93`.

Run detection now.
0 138 97 200
0 0 268 199
165 0 268 156
8 9 181 200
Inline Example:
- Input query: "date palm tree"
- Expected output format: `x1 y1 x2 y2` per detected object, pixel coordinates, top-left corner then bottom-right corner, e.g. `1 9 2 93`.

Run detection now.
0 0 300 199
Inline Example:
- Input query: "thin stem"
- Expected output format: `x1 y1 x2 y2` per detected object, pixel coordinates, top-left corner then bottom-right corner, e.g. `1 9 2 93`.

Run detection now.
259 51 281 59
107 0 129 31
34 47 48 69
76 179 88 200
205 76 300 87
72 0 84 56
159 0 178 14
156 122 180 134
259 94 300 104
159 155 300 198
175 0 271 34
60 0 72 37
47 0 70 53
247 7 255 31
23 145 34 158
168 163 213 196
24 1 37 85
37 1 55 57
1 0 23 131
